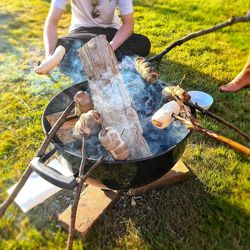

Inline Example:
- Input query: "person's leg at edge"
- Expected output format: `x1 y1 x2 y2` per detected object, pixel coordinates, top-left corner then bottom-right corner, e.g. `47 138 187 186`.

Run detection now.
220 52 250 92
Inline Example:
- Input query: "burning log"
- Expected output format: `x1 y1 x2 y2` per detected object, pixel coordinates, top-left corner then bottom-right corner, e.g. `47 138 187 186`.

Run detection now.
34 45 66 74
135 56 159 84
73 110 101 140
78 35 152 160
74 91 94 116
99 127 130 160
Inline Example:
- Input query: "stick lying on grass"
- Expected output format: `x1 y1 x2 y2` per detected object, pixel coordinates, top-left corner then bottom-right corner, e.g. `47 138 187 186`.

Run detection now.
149 12 250 66
0 102 75 218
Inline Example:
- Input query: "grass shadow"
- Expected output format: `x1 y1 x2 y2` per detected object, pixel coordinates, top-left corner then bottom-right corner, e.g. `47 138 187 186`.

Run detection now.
86 172 250 249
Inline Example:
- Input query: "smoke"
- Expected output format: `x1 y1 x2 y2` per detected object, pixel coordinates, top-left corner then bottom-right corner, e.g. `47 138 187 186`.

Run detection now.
59 40 87 84
60 55 189 160
119 56 189 155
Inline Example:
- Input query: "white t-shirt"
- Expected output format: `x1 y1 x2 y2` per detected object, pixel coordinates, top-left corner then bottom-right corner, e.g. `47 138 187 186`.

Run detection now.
52 0 133 32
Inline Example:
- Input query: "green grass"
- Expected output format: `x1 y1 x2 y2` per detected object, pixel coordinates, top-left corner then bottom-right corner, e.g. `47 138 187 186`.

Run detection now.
0 0 250 249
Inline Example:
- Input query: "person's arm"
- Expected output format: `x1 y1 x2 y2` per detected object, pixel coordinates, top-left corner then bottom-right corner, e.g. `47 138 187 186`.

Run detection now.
44 6 64 57
110 13 134 51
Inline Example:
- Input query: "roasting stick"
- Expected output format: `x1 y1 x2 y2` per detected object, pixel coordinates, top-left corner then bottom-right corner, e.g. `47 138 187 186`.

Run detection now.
173 95 250 156
162 84 250 141
154 88 250 156
67 151 104 250
184 101 250 141
0 101 75 218
172 114 250 156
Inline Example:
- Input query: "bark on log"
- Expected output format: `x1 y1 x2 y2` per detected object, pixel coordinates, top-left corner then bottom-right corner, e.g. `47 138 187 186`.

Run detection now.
79 35 152 159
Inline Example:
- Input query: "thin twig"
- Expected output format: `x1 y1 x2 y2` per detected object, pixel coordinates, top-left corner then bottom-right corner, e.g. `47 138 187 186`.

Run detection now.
0 102 75 218
149 12 250 65
67 138 86 250
66 153 104 250
8 93 30 110
179 75 186 86
185 101 250 141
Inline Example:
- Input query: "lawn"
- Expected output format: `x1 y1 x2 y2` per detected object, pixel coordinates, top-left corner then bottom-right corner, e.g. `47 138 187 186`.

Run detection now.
0 0 250 249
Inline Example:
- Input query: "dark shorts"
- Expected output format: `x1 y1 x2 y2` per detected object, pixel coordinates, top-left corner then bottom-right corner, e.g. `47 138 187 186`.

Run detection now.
56 27 151 82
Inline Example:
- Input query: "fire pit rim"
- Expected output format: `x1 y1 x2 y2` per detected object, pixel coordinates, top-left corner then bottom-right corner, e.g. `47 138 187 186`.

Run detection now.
42 81 193 164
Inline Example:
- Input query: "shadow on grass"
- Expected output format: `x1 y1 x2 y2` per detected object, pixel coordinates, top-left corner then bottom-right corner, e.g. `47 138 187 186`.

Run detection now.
10 57 249 249
155 59 250 146
86 173 250 249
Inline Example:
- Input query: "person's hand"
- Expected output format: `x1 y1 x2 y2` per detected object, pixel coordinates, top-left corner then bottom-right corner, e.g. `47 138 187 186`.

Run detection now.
109 41 115 51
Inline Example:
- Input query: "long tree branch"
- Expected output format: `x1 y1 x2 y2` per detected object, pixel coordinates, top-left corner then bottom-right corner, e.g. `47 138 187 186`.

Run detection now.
149 12 250 66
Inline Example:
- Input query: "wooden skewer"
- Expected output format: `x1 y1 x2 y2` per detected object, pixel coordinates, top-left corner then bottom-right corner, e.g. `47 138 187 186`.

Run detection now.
184 101 250 141
67 153 104 250
173 114 250 157
0 102 75 218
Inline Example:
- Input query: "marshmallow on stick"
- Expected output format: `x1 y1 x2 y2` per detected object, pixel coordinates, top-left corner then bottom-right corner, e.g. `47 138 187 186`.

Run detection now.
152 101 180 129
34 45 65 74
98 127 129 161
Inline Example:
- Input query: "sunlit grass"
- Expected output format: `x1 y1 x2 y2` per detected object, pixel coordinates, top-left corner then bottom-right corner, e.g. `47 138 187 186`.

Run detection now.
0 0 250 249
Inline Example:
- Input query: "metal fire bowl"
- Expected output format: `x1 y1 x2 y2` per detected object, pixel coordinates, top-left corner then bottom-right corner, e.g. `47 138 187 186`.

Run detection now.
41 81 193 190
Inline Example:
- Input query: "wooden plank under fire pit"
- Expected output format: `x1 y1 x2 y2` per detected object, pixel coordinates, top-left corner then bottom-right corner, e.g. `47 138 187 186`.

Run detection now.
58 160 189 237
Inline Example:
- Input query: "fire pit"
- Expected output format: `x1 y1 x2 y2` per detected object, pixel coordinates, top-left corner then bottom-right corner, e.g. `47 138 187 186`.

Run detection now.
33 79 194 190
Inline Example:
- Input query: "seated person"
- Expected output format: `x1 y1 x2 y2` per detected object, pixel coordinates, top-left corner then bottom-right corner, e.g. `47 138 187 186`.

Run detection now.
220 53 250 92
35 0 151 75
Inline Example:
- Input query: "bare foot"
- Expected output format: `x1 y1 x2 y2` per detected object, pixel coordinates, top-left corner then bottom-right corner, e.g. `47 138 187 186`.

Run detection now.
219 68 250 92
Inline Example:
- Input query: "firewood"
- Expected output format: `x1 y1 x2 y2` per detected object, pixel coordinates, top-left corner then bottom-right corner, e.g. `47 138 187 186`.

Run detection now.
135 56 159 84
74 91 94 116
78 35 152 160
98 127 129 160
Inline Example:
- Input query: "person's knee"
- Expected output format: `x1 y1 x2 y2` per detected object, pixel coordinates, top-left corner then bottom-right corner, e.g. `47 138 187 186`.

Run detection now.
139 35 151 57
